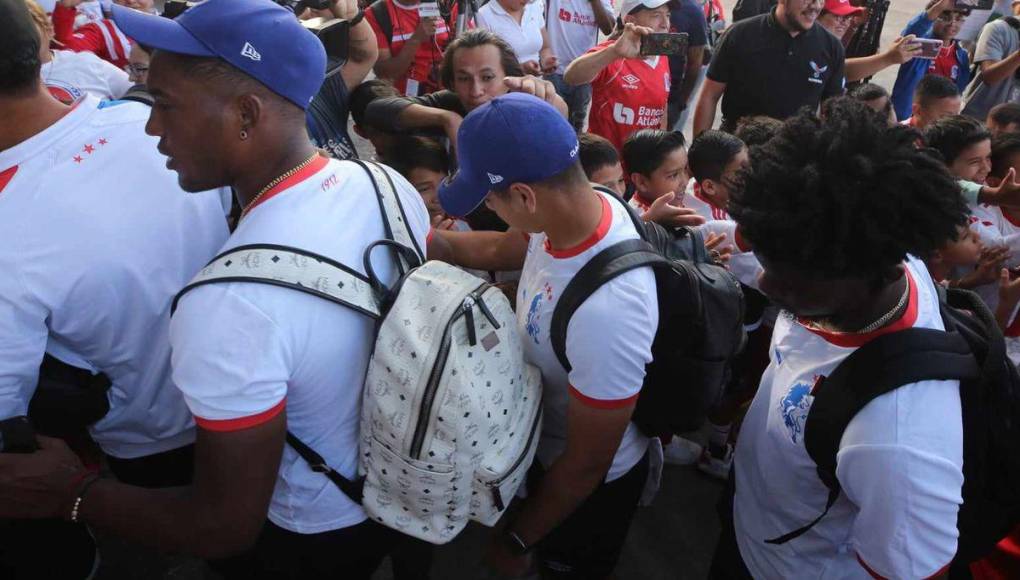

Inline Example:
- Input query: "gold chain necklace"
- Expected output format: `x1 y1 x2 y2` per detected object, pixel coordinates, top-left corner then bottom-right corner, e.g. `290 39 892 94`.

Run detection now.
806 276 911 335
240 153 319 219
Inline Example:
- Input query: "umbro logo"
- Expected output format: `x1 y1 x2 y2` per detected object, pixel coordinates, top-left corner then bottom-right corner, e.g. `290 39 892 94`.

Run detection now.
622 74 640 85
241 42 262 62
488 173 504 184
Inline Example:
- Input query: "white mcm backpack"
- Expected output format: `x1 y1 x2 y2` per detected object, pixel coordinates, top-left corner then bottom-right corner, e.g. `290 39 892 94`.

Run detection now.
173 160 543 544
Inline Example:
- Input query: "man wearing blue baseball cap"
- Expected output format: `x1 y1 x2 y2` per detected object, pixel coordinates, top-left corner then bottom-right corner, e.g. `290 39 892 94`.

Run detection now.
434 92 659 578
0 0 431 577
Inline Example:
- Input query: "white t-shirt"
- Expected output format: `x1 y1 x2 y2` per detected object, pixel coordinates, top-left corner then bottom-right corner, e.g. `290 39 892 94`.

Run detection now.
517 191 656 482
41 50 132 104
476 0 546 64
545 0 613 74
170 158 430 534
734 257 964 579
0 96 230 459
967 203 1020 364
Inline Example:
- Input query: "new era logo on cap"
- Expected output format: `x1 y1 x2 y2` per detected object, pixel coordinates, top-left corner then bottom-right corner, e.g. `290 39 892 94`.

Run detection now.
488 173 504 185
241 42 262 61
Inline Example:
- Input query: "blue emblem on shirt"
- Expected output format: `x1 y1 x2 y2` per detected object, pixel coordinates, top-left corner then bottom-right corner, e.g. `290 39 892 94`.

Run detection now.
525 293 543 344
779 382 813 444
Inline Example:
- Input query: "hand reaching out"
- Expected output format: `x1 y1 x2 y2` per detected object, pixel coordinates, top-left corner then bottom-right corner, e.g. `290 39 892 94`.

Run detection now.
641 192 706 228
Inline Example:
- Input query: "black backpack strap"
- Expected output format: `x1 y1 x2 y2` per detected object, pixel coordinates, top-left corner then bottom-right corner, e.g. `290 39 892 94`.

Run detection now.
286 432 364 503
550 239 669 372
369 0 393 46
764 323 982 545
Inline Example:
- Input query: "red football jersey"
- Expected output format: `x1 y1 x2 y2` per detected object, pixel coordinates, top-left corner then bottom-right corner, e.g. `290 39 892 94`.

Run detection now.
367 1 455 96
929 41 960 83
586 40 671 153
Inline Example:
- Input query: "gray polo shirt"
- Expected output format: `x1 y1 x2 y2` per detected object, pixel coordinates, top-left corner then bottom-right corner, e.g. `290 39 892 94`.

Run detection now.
963 18 1020 120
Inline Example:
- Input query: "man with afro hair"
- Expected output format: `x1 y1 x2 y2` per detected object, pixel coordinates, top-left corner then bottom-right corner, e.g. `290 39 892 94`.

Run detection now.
711 99 969 579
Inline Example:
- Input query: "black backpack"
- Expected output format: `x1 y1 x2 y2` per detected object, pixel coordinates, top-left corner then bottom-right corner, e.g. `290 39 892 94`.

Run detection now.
550 190 746 437
766 287 1020 570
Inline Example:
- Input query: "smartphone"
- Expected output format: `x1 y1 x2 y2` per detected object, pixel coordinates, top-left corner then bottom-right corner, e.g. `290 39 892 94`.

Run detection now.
913 38 943 60
640 32 689 57
418 2 441 18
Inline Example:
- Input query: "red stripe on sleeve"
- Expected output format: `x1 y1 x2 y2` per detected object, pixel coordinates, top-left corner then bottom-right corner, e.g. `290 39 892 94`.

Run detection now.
195 399 286 432
568 385 640 409
0 166 18 195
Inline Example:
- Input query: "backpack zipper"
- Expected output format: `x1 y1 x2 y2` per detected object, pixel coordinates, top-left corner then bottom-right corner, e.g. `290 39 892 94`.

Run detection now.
409 283 490 459
488 403 543 512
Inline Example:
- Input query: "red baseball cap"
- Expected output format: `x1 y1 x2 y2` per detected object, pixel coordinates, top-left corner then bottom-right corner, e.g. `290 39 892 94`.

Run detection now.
823 0 864 16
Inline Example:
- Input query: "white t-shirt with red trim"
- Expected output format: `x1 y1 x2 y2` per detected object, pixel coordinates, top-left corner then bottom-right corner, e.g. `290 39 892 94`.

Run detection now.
41 50 132 104
517 190 657 482
967 204 1020 364
0 96 229 459
586 40 670 154
169 157 431 534
734 257 964 580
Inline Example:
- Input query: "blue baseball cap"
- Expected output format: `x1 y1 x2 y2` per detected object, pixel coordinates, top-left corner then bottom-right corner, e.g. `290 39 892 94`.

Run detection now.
112 0 326 110
439 93 580 217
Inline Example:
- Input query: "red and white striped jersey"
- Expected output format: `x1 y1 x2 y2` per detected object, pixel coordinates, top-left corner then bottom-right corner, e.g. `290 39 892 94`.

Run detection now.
682 178 730 222
52 5 132 70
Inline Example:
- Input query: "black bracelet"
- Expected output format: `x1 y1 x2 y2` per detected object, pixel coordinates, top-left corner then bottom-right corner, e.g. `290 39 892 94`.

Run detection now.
348 8 365 26
503 529 531 556
69 474 102 523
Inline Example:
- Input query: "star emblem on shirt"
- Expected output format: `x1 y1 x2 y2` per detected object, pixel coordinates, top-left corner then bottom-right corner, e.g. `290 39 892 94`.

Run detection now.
98 138 108 146
73 155 83 164
83 144 95 154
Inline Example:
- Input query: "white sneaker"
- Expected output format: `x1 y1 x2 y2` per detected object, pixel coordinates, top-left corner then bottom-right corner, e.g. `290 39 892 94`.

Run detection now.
698 443 733 480
663 436 703 465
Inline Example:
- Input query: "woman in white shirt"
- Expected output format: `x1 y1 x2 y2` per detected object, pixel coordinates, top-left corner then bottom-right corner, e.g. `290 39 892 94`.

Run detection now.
475 0 557 76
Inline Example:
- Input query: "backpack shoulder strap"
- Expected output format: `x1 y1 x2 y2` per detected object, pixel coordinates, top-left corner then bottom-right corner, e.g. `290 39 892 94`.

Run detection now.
171 243 382 318
764 321 981 545
350 159 424 267
550 238 669 372
592 184 650 242
370 0 394 44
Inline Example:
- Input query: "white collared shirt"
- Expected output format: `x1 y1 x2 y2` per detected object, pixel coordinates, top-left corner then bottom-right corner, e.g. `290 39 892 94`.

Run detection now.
476 0 547 63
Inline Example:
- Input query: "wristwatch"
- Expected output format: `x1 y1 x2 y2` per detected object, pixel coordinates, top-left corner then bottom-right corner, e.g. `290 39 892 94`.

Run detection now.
503 529 531 556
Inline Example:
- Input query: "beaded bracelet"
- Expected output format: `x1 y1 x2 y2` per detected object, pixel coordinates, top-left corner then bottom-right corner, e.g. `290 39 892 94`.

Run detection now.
69 474 102 523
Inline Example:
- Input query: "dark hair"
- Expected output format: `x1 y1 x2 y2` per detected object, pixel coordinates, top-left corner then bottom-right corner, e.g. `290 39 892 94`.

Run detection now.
134 43 153 56
733 116 782 149
990 133 1020 179
989 102 1020 129
926 0 971 15
0 0 42 96
850 82 889 103
349 78 399 127
578 133 620 177
914 74 960 109
688 130 745 183
730 104 967 281
622 130 687 177
922 114 991 166
440 29 523 89
384 136 450 177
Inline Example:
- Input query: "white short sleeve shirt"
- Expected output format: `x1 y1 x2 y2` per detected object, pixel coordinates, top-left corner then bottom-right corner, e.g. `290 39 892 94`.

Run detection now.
516 191 657 482
0 97 230 458
733 258 964 579
40 50 132 104
476 0 547 64
170 158 431 534
545 0 614 74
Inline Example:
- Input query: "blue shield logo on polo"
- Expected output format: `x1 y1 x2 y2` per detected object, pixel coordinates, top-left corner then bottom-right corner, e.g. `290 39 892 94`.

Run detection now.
779 382 813 444
808 61 827 85
525 293 543 344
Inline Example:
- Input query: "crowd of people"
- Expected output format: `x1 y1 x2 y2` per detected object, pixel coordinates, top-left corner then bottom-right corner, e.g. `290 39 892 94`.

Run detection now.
3 0 1020 578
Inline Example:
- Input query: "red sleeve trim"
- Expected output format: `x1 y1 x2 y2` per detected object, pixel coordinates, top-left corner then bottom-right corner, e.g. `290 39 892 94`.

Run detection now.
568 385 640 409
856 552 949 580
426 227 435 245
0 166 18 195
195 399 286 432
